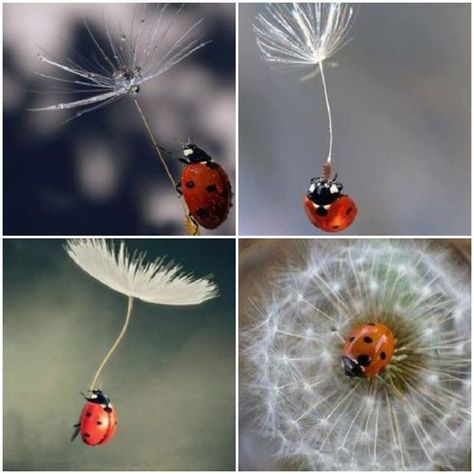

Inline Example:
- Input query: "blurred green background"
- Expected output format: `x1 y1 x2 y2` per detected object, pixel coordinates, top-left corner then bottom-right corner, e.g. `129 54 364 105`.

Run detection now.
4 239 235 470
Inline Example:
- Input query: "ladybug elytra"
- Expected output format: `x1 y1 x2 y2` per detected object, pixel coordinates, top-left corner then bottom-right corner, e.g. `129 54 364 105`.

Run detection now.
177 144 232 230
342 323 396 378
71 389 118 446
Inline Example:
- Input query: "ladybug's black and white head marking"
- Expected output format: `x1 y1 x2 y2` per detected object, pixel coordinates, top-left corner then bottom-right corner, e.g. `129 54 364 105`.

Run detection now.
342 356 364 378
85 389 111 407
181 144 213 164
306 176 343 208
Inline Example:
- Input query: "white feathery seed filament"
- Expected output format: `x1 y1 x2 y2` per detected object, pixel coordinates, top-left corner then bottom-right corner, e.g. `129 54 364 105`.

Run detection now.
30 4 209 122
66 239 218 305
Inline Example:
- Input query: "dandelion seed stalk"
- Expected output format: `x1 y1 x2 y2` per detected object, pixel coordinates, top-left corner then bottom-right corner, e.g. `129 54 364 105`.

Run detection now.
133 98 177 191
90 296 134 391
133 98 200 235
318 60 333 166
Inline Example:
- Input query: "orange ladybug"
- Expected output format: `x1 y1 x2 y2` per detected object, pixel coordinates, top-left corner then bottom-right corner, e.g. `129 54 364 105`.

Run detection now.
71 389 117 446
342 323 396 378
177 144 232 230
303 175 357 232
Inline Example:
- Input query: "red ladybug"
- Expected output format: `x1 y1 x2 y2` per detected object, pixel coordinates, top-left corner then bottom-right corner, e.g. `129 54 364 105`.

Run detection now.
177 144 232 230
71 389 117 446
342 323 396 378
303 175 357 232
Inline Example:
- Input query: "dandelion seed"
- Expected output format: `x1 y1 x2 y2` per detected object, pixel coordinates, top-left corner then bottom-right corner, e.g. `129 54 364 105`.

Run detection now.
32 4 208 122
66 238 217 390
242 240 470 470
255 2 354 164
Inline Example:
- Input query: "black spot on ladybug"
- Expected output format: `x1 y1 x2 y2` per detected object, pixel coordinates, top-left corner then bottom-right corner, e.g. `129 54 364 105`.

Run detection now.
86 412 92 417
97 421 103 425
332 225 340 230
205 161 219 170
206 184 217 193
115 421 118 425
368 323 376 326
316 206 328 216
363 336 373 343
83 433 91 438
346 207 353 215
349 336 355 342
196 208 209 218
380 352 386 360
185 181 194 188
357 354 370 367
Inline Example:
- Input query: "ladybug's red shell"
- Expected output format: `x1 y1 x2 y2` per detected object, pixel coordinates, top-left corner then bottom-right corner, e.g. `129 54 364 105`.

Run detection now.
79 401 117 446
181 161 232 229
343 323 396 378
304 194 357 232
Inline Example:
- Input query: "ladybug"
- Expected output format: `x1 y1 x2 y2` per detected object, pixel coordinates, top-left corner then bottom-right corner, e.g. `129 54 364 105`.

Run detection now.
303 175 357 232
342 323 396 378
177 144 232 230
71 389 118 446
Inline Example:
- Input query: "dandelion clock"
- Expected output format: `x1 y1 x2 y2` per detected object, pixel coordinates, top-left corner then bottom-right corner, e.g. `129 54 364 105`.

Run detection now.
241 240 470 470
66 239 217 446
255 3 358 232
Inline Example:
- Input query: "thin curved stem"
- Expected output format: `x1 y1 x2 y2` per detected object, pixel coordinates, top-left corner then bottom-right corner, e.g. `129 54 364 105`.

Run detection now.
133 98 178 190
318 60 333 164
133 98 199 235
89 296 134 391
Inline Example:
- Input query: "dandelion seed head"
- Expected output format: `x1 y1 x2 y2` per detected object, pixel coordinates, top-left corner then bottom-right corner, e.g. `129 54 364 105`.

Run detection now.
254 3 355 69
65 238 218 305
242 240 470 470
31 4 209 120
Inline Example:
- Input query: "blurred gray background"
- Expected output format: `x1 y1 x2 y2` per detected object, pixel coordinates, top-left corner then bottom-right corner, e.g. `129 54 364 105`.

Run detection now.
239 4 470 235
4 239 235 470
4 4 235 235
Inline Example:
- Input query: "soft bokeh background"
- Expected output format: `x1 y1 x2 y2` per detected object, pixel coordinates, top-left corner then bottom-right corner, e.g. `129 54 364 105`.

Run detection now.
239 4 470 235
4 239 235 470
4 3 235 235
239 238 470 470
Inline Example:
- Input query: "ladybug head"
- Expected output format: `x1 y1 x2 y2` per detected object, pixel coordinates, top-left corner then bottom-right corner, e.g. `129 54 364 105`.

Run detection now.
306 176 343 206
180 144 212 164
85 389 111 405
341 356 364 378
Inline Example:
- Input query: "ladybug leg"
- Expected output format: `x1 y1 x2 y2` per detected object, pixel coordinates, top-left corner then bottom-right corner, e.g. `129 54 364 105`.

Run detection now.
175 182 183 197
188 213 200 236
